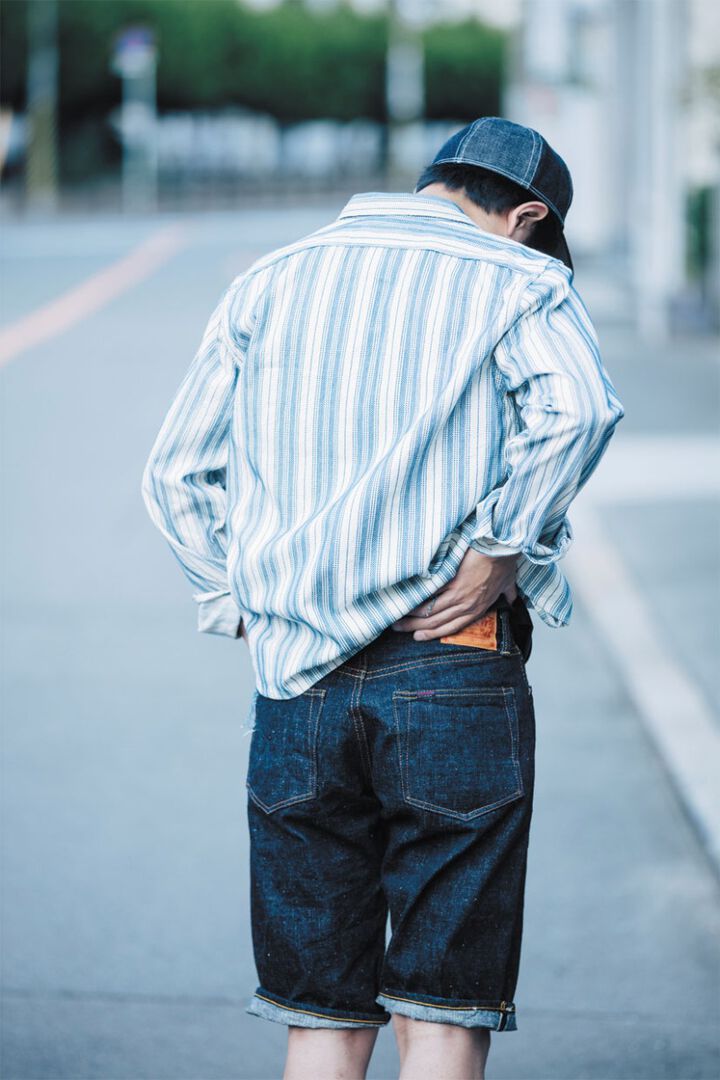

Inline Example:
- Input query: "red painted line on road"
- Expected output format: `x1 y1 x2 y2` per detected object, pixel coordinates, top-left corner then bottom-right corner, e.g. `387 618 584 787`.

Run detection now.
0 222 188 367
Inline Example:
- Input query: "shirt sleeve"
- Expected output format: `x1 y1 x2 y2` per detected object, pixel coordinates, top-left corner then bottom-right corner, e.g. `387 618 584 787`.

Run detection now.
140 268 264 637
470 262 625 563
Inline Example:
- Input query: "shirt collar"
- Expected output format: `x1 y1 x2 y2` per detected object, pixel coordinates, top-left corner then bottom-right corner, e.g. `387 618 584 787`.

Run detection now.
335 191 548 268
337 191 479 228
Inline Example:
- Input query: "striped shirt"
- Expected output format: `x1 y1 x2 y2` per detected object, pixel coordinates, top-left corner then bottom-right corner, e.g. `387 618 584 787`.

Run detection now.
142 191 625 699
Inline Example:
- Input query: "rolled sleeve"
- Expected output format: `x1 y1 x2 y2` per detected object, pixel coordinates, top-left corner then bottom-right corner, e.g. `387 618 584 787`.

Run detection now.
470 262 625 565
193 589 244 638
141 268 270 636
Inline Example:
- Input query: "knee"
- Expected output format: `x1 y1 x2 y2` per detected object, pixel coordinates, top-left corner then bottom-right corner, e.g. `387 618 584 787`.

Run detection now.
391 1013 491 1048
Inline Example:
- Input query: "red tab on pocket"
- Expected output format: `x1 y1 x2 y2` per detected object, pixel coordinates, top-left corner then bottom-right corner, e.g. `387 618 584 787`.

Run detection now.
440 610 498 650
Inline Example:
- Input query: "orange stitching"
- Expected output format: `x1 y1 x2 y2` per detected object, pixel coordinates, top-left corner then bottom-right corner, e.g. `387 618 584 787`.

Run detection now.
379 991 512 1013
254 993 387 1025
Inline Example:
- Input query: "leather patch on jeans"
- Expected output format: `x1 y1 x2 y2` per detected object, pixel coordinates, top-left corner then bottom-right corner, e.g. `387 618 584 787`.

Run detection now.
440 609 498 650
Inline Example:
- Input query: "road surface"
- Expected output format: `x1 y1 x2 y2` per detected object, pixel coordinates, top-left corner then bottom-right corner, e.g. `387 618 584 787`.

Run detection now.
1 202 718 1079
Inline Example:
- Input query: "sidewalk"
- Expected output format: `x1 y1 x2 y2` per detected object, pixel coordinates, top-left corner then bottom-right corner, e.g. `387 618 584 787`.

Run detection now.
1 207 718 1080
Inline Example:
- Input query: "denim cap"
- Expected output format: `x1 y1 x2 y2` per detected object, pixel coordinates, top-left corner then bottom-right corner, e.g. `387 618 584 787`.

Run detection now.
430 116 574 272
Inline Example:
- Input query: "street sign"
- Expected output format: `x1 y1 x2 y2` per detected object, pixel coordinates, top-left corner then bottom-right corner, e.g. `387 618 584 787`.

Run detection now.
110 26 156 80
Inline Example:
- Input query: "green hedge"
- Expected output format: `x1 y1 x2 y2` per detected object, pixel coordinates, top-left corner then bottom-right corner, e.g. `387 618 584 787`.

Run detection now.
1 0 505 123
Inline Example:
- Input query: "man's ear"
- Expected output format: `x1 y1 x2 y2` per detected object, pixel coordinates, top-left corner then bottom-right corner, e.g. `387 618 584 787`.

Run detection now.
506 201 550 237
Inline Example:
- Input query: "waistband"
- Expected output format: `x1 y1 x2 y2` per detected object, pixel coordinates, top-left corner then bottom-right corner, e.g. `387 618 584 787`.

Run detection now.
357 593 523 667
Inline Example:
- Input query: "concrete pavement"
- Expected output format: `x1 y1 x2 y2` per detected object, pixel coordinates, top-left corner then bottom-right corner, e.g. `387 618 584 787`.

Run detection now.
1 205 718 1079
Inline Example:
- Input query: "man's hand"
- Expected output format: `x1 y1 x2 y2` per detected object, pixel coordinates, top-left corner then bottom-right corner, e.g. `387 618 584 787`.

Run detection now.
391 548 520 641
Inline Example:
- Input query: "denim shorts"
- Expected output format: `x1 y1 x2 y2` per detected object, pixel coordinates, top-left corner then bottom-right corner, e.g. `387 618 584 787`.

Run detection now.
244 594 535 1032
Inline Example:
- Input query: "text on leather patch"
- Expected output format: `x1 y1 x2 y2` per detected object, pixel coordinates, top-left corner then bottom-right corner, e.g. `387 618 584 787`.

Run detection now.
440 609 498 650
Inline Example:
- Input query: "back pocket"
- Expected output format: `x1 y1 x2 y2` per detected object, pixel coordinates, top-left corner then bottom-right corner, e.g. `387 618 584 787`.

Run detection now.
246 688 326 813
393 687 523 819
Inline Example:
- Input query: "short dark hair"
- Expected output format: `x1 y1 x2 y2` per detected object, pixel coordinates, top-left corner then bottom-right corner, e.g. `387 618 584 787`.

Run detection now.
414 161 562 257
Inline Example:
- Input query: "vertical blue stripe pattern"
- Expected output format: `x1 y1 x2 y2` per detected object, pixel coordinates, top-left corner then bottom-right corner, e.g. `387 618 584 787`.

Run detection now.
142 192 625 699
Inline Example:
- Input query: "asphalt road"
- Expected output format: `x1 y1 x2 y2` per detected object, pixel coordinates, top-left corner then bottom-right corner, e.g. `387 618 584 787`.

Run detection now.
1 202 718 1080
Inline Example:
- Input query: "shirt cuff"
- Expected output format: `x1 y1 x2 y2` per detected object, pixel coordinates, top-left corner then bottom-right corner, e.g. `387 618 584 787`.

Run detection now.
192 588 243 637
471 515 574 565
522 517 574 564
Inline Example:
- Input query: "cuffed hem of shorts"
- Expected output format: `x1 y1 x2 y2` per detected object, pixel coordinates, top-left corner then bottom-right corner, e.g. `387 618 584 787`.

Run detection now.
376 990 517 1031
246 988 391 1029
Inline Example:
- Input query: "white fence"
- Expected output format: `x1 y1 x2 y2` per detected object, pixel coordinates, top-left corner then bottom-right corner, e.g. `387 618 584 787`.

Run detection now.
153 109 461 179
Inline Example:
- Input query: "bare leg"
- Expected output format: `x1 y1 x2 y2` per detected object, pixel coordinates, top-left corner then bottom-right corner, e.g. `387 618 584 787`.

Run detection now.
283 1026 380 1080
392 1015 491 1080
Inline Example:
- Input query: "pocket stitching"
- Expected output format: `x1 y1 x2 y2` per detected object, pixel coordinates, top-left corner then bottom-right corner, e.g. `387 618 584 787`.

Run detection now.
393 688 524 820
246 688 326 813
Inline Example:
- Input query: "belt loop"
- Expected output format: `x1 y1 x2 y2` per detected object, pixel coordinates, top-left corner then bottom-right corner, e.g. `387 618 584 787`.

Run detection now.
354 640 369 676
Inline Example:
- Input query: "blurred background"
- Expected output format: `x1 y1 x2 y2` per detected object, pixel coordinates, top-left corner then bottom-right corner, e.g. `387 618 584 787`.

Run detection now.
1 2 719 1078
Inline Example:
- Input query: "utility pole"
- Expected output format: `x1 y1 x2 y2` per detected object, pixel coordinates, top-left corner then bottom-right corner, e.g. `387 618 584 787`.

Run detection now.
25 0 59 212
110 26 158 213
385 0 426 184
629 0 686 340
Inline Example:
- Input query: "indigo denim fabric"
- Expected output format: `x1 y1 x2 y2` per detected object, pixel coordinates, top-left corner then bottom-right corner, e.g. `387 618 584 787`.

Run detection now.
245 595 535 1031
